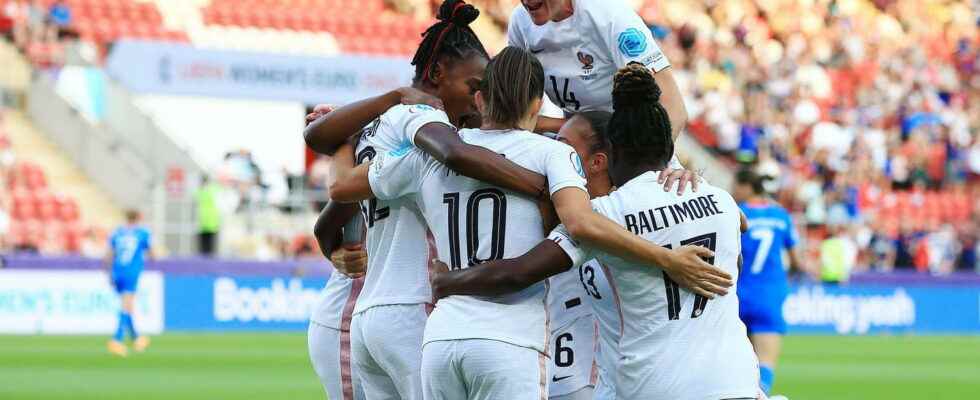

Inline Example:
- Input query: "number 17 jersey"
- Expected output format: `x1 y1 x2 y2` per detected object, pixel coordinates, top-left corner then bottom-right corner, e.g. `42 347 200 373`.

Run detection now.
549 171 758 400
368 128 588 354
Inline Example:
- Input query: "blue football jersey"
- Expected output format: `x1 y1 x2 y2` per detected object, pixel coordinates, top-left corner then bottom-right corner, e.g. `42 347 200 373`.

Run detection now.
738 201 797 290
109 226 151 274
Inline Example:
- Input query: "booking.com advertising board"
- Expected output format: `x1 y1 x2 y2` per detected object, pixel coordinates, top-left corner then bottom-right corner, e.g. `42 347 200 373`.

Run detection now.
1 269 978 334
105 40 413 104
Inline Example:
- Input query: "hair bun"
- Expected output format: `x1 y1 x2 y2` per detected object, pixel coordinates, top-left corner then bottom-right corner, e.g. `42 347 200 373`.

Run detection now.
612 63 661 109
437 0 480 26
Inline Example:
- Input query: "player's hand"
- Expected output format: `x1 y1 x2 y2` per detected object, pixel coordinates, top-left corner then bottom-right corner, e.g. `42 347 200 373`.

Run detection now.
329 244 366 278
662 245 732 298
658 168 702 195
429 258 451 301
397 87 444 110
306 104 335 125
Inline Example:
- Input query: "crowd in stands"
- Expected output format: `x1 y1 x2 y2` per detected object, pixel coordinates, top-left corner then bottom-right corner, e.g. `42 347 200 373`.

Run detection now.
1 0 74 66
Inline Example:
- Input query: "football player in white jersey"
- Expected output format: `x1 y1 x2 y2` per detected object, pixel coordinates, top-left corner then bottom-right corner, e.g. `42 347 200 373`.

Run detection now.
304 2 555 399
426 64 761 400
508 0 687 141
329 47 732 400
305 106 367 400
309 202 366 400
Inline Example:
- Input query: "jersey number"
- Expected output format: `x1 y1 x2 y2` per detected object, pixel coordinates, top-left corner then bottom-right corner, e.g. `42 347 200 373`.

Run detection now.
748 228 774 274
441 189 508 270
662 233 716 320
549 76 581 111
579 264 602 300
356 145 390 227
555 332 574 368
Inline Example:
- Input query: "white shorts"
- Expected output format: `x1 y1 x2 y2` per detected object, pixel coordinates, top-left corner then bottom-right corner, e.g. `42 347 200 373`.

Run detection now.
421 339 548 400
549 315 598 397
350 304 428 400
308 321 364 400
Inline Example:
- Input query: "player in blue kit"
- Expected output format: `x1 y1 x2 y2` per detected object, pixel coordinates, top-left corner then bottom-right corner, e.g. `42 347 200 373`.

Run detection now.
105 210 153 357
733 169 806 398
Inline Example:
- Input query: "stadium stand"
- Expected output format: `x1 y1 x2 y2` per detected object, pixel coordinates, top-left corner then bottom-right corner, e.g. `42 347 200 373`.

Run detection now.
0 0 977 272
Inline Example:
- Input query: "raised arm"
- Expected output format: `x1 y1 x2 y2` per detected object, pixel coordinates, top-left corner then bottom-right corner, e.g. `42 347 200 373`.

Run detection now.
414 122 547 199
304 88 445 155
431 240 571 300
314 201 366 278
551 187 731 298
653 68 688 140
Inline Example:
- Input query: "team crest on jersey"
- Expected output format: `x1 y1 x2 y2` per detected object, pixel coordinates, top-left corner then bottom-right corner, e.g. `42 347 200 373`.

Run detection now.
617 28 648 57
577 52 594 71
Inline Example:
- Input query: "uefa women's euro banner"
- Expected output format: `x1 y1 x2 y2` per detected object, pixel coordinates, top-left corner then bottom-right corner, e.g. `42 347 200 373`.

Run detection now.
0 269 164 334
105 40 414 104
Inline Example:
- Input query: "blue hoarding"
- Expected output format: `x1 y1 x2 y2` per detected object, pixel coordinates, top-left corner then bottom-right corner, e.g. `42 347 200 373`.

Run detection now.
164 275 325 331
784 284 980 335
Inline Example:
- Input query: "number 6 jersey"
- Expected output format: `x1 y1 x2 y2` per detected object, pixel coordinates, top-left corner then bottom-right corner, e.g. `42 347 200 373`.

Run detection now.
548 171 759 400
368 128 587 354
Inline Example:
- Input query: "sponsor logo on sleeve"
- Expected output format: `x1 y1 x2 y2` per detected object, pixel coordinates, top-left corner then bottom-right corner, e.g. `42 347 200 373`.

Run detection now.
617 28 648 58
570 152 586 178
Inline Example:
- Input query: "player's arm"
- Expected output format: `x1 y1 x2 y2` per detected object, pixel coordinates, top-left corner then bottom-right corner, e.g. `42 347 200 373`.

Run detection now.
534 116 566 134
314 200 366 277
326 139 372 203
414 122 547 199
652 67 688 140
304 88 444 155
431 240 572 300
551 187 731 298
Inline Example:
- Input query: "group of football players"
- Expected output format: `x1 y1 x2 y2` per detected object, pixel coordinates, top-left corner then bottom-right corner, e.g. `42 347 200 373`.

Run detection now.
302 1 798 399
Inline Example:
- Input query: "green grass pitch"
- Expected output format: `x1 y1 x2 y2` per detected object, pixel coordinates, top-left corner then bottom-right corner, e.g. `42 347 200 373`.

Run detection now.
0 334 977 399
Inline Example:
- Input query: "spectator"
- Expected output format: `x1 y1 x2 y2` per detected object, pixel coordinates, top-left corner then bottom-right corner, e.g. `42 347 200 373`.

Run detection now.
195 175 222 257
47 0 70 40
819 224 857 284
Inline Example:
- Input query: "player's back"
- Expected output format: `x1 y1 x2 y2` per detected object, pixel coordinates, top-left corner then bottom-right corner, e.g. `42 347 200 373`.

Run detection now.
586 172 757 400
110 226 150 274
353 104 442 314
739 201 795 292
416 128 586 353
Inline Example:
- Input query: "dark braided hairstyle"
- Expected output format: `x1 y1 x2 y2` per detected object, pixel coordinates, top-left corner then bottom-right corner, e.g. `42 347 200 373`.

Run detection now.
411 0 489 85
608 62 673 168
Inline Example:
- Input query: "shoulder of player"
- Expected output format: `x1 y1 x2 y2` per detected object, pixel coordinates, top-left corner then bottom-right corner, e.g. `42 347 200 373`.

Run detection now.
574 0 631 28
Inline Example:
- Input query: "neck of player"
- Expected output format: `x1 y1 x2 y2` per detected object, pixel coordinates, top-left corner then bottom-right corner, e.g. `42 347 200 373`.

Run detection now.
609 160 665 188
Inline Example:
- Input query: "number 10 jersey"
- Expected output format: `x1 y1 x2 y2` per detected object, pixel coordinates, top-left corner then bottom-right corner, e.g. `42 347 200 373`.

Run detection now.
368 128 588 354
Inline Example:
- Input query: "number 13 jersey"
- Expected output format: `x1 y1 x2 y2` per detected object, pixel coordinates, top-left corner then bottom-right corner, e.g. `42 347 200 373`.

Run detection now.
548 171 759 400
368 128 587 354
507 0 671 115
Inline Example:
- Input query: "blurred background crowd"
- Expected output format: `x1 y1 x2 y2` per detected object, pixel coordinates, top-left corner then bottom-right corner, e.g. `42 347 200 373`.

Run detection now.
1 0 978 278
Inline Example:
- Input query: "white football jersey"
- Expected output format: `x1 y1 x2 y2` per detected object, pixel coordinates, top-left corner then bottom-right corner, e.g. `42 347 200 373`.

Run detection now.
352 104 450 315
368 128 588 354
548 171 759 400
508 0 671 115
583 259 621 400
547 267 592 333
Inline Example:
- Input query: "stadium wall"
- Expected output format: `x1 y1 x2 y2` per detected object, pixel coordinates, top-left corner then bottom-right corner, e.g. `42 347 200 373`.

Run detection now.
1 259 978 334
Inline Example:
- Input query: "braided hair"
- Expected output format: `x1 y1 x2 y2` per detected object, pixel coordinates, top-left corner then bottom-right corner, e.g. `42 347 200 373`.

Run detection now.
411 0 489 85
608 62 673 168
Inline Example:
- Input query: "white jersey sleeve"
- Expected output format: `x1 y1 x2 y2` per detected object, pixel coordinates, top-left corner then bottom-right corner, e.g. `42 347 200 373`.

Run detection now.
368 147 428 201
384 104 453 147
600 2 670 72
506 5 527 49
542 143 589 196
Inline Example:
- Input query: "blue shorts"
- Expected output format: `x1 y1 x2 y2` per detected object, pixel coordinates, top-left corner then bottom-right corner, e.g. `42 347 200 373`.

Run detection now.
737 287 787 335
112 274 140 294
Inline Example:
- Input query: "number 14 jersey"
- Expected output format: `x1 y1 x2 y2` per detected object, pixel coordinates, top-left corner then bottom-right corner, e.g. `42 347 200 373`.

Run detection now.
548 171 759 400
368 128 587 354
